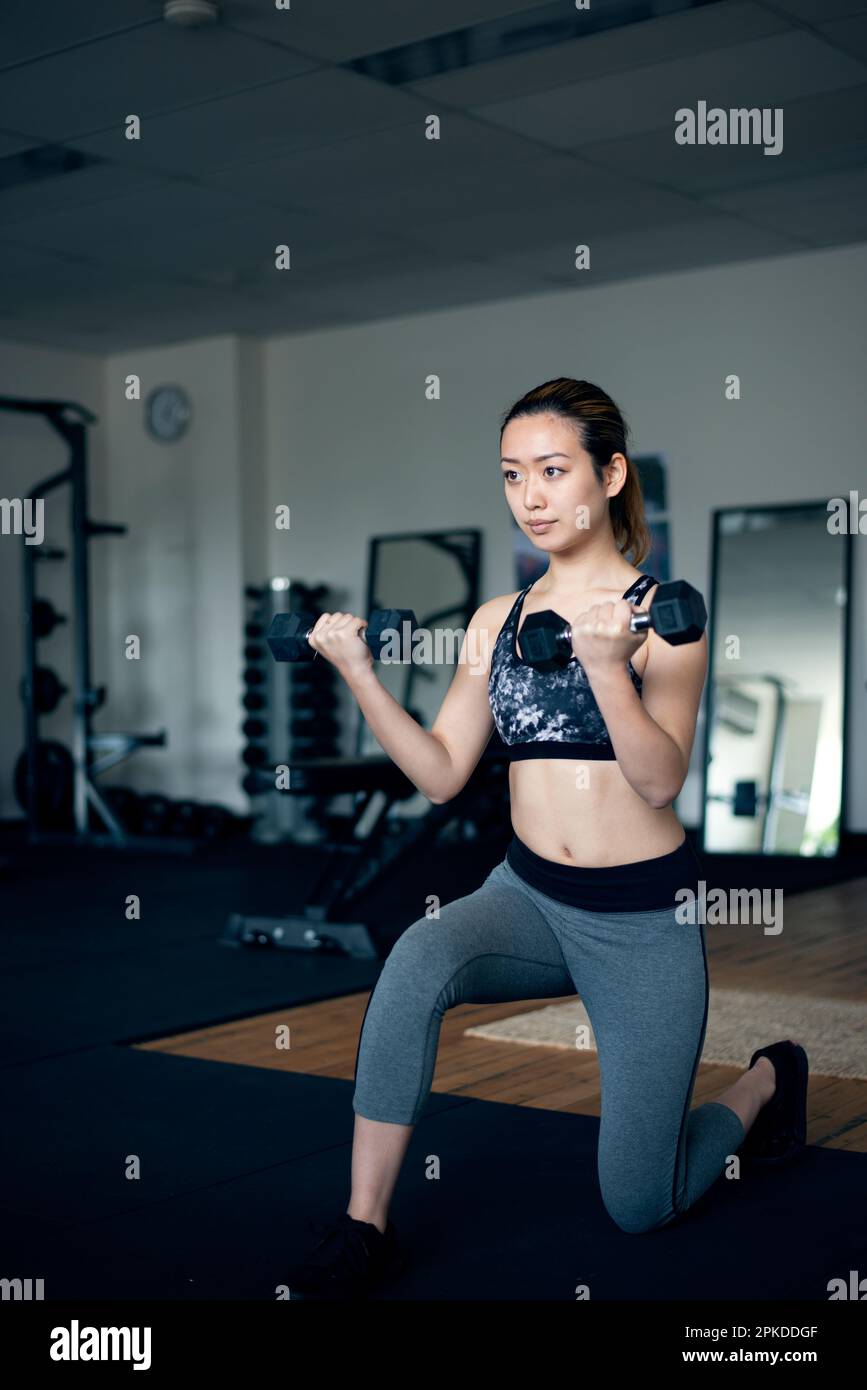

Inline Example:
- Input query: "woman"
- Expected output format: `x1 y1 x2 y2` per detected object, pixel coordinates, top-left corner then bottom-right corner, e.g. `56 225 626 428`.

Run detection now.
288 378 809 1300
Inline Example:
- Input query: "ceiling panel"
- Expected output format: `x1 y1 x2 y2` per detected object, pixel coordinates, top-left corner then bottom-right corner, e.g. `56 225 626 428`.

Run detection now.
0 128 37 157
0 23 313 141
0 0 157 68
0 278 272 350
0 242 118 308
707 166 867 242
225 0 557 65
72 69 421 177
204 122 596 231
575 85 867 196
768 0 867 20
819 14 867 62
480 215 803 293
401 180 706 260
408 1 788 108
0 163 173 230
0 180 422 283
474 31 867 149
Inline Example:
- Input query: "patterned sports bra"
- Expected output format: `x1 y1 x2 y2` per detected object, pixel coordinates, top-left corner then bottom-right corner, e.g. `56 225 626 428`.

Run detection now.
488 574 658 761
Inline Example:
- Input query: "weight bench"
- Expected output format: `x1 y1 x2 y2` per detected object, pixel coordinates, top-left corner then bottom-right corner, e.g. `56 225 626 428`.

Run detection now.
222 742 509 958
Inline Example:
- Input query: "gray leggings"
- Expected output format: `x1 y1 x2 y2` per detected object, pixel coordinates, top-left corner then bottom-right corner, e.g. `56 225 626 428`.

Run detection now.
352 854 747 1235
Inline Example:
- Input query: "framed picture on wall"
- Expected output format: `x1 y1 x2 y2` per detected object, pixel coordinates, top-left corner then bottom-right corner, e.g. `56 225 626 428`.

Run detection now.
634 455 671 581
634 454 667 517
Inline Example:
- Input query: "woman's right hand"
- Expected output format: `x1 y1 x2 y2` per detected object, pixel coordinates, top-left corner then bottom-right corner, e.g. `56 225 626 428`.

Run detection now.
307 612 375 680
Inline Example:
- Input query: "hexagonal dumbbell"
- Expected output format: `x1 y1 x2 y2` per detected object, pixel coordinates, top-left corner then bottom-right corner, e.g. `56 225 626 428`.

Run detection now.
518 580 707 672
266 608 418 663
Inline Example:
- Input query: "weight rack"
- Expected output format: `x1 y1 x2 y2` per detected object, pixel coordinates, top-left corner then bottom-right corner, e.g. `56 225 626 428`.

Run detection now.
1 394 168 846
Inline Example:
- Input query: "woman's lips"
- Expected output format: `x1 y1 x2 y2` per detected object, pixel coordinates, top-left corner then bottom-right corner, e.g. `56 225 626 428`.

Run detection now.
528 520 555 531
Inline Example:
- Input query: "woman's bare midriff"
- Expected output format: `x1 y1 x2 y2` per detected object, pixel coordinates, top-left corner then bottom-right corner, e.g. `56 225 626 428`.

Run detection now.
508 758 686 867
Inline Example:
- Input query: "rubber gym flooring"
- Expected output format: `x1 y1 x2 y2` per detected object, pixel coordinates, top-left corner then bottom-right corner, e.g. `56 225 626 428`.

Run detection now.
2 831 866 1301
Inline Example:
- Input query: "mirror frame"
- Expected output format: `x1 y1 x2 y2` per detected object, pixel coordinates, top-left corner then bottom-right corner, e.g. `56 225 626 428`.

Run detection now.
700 500 853 859
357 528 482 756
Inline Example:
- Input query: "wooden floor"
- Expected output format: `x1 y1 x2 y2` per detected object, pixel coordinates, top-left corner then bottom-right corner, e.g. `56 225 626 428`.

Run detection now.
138 876 867 1153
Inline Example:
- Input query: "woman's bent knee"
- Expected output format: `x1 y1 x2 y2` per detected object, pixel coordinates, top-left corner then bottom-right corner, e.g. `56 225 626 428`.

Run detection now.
599 1175 677 1235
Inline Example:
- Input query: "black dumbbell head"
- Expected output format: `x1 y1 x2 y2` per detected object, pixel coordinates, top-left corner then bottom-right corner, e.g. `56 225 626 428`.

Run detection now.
517 610 572 672
266 611 318 662
365 609 417 661
647 581 707 645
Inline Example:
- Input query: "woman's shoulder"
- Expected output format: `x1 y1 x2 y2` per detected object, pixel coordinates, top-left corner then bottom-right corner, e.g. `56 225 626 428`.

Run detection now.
475 588 526 626
593 570 659 608
462 590 525 651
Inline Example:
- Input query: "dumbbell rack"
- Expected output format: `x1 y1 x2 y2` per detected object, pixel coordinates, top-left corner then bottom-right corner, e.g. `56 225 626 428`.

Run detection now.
1 394 168 846
240 579 343 843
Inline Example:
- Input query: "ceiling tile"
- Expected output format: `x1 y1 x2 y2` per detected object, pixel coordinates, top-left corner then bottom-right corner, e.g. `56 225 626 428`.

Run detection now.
226 0 557 65
408 1 789 108
768 0 867 20
0 0 157 67
480 216 803 293
575 85 867 195
474 30 867 148
0 23 313 141
0 163 173 229
819 14 867 62
0 128 37 157
707 166 867 241
401 180 706 259
72 69 421 176
204 120 586 224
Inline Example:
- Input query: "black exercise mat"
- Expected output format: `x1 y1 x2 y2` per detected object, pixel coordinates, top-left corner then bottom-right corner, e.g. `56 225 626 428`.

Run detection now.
0 845 337 970
0 935 381 1067
0 1046 459 1224
0 838 506 1066
3 1062 864 1301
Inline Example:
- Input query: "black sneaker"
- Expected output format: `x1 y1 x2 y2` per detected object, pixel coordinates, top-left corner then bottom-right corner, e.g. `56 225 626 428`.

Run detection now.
286 1212 407 1300
739 1040 809 1167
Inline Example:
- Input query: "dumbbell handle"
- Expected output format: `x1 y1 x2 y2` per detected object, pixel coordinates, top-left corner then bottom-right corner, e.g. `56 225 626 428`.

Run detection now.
292 616 379 654
542 607 652 644
267 608 418 664
545 602 692 642
628 609 654 635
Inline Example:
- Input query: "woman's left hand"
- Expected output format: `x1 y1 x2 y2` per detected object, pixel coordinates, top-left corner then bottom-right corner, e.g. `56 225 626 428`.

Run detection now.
570 599 648 673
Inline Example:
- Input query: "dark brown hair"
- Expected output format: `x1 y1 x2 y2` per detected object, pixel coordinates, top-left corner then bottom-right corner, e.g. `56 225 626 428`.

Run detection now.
500 377 650 566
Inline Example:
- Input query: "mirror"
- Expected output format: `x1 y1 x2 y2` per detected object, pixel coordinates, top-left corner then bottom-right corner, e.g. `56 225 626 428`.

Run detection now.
357 529 481 756
702 503 851 856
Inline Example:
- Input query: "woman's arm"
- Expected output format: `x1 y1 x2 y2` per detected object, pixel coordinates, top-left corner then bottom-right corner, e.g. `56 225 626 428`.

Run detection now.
312 602 499 805
344 666 458 803
571 596 707 809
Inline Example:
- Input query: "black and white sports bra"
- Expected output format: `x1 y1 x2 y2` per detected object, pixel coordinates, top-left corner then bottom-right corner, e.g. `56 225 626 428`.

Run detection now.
488 574 658 761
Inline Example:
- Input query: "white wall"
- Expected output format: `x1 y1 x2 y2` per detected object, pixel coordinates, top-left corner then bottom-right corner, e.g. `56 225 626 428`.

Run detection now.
2 240 865 831
97 335 259 807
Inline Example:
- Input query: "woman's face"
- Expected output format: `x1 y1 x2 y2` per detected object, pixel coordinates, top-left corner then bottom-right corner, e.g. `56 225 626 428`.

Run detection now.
500 412 622 549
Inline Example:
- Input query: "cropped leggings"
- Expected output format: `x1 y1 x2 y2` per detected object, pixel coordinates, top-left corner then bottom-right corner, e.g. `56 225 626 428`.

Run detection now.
352 836 747 1235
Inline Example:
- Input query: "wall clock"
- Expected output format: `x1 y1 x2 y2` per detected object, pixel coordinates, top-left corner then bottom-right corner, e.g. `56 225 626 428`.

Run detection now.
144 385 191 442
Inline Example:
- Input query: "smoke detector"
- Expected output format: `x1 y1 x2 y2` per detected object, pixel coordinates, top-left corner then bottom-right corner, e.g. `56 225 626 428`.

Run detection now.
164 0 220 25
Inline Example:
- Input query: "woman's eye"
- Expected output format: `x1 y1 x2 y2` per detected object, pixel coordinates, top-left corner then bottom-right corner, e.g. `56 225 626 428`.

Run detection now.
503 466 563 482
